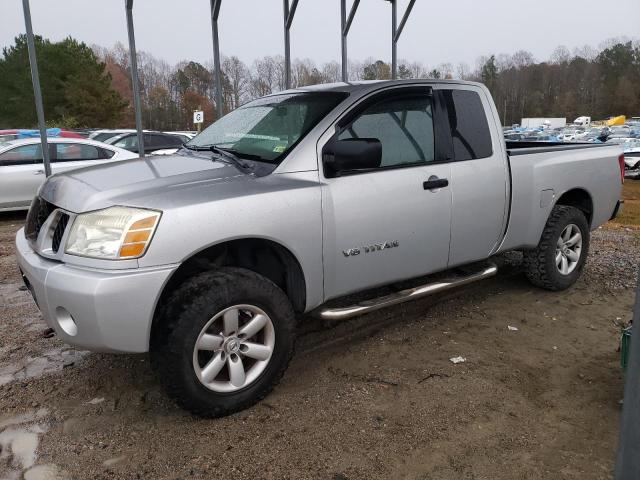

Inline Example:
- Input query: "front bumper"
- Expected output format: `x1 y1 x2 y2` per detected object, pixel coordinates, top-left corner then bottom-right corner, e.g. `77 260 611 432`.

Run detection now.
15 228 178 353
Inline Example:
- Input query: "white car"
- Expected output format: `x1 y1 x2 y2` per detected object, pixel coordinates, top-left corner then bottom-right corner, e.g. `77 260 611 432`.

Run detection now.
621 139 640 170
0 138 137 212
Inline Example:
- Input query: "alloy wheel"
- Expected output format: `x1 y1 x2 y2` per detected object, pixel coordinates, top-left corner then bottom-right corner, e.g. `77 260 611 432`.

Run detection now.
555 223 582 275
192 304 275 393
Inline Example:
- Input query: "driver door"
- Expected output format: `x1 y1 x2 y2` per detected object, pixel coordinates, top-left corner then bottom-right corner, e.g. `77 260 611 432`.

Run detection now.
321 88 452 300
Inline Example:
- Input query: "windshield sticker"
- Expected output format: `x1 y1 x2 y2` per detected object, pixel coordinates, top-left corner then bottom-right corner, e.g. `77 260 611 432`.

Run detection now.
224 133 281 141
273 145 287 153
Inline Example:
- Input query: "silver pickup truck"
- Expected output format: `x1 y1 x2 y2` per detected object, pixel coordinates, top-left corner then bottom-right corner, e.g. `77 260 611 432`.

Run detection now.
16 80 624 417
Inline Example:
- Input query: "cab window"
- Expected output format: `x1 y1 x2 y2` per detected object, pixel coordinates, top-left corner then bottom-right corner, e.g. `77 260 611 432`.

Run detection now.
338 94 435 168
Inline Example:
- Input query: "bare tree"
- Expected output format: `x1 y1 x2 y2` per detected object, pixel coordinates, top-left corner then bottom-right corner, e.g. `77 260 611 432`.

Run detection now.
249 56 281 97
550 45 571 64
573 44 597 61
320 61 341 83
347 59 364 81
222 56 249 109
455 62 471 80
438 63 454 79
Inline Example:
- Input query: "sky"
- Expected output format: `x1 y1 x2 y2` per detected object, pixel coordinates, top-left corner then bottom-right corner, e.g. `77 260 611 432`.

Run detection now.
1 0 639 69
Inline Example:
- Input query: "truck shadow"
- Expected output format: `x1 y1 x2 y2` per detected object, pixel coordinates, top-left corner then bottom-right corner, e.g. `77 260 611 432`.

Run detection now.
296 252 527 354
5 253 530 419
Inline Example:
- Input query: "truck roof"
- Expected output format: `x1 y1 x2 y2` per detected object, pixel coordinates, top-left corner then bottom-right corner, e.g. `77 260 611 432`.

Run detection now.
275 79 485 96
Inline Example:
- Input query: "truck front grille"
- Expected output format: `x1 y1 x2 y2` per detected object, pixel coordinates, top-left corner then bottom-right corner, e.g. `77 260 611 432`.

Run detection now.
25 197 55 242
51 213 70 253
25 196 72 256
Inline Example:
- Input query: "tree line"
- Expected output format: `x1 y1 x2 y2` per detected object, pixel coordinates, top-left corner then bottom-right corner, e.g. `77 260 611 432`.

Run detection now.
480 41 640 126
1 35 639 130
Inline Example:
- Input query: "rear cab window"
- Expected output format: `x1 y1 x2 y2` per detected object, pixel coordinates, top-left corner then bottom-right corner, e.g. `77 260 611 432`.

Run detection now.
441 89 493 160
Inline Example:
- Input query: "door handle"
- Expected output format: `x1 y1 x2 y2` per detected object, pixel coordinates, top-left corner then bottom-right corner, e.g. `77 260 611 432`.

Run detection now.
423 177 449 190
34 170 44 175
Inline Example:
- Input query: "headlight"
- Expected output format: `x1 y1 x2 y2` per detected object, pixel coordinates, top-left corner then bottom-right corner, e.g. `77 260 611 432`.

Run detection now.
65 206 161 260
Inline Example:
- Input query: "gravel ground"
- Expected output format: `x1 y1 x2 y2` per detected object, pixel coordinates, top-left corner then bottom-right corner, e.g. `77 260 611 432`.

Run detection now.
0 212 638 480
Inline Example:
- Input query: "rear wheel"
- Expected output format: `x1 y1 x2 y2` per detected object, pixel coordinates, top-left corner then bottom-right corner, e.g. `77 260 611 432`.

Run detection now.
151 267 296 417
523 205 590 291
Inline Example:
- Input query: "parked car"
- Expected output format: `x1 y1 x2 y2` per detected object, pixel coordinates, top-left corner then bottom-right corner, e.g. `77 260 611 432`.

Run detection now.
0 137 136 211
16 80 623 417
0 128 84 142
559 128 585 142
88 129 138 142
624 152 640 170
105 131 185 154
622 139 640 170
164 131 197 143
573 116 591 126
504 132 525 141
609 126 632 137
148 132 198 156
606 137 635 146
67 129 94 138
580 127 608 143
522 132 561 142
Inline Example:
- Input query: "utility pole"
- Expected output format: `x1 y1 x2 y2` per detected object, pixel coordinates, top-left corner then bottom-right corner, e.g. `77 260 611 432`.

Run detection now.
340 0 360 82
283 0 299 89
210 0 224 118
125 0 145 157
21 0 51 176
386 0 417 79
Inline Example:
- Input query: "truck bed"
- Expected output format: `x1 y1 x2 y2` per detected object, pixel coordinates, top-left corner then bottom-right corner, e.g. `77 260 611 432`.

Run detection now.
497 141 622 253
505 141 611 155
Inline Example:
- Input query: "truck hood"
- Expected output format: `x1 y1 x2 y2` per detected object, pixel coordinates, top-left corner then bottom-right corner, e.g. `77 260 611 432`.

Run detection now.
39 151 258 213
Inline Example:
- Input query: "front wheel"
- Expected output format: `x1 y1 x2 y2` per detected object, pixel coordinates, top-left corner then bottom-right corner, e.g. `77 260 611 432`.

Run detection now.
523 205 590 291
151 267 296 417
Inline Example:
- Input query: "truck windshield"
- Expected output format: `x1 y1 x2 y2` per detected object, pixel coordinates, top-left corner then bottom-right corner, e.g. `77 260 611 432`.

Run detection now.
186 92 348 163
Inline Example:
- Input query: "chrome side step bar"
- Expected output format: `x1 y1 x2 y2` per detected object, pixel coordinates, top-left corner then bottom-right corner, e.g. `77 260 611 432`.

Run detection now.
316 263 497 321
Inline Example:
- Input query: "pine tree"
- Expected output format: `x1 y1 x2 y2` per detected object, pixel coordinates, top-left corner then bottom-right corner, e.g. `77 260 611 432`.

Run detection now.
0 35 127 128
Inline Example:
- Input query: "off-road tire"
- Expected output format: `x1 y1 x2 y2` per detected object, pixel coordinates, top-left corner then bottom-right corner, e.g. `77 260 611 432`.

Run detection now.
523 205 590 291
151 267 296 418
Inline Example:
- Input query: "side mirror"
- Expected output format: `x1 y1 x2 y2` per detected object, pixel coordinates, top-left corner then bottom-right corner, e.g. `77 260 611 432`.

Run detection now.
322 137 382 177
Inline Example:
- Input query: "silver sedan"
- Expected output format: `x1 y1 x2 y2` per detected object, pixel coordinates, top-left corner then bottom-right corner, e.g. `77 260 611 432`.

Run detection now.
0 137 137 212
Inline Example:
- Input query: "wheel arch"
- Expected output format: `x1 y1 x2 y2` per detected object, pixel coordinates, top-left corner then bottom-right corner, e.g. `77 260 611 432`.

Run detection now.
554 188 594 227
155 237 307 316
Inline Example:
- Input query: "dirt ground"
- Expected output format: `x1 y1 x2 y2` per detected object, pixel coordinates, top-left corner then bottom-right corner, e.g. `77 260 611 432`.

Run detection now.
1 195 639 479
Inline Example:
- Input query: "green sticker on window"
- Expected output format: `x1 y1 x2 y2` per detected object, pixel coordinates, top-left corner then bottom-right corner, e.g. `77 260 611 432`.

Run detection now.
273 145 286 153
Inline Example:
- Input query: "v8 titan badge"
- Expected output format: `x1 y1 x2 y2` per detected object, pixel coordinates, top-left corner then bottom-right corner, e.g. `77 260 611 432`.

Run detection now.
342 240 399 257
